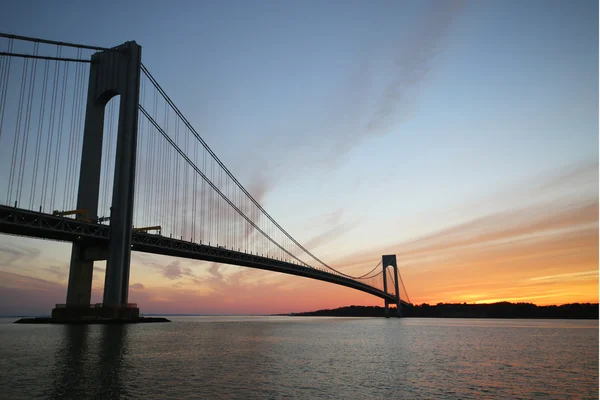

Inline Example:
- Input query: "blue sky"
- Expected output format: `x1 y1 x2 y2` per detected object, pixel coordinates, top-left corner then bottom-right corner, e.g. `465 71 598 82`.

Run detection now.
0 0 597 313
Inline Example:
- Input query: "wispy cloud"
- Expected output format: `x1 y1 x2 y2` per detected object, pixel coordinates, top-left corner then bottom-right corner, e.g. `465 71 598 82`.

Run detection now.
43 265 68 281
161 260 195 280
0 242 41 266
365 0 467 135
304 221 359 253
130 283 145 290
208 263 223 281
242 2 468 193
526 270 598 283
328 163 598 305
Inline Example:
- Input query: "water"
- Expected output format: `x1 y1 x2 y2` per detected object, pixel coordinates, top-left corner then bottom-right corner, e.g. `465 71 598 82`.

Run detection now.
0 317 597 399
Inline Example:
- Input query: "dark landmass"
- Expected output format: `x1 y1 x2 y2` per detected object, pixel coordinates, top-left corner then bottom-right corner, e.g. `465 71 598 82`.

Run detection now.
288 302 599 319
14 316 170 324
141 314 271 317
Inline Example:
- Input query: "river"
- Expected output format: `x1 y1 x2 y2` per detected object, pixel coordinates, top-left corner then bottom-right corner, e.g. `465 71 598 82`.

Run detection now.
0 317 597 399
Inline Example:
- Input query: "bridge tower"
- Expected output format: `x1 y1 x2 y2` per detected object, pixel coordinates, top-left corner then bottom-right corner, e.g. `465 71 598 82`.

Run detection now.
57 41 142 320
382 254 402 318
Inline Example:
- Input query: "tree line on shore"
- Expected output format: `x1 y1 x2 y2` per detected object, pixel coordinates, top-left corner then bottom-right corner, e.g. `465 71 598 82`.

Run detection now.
288 302 599 319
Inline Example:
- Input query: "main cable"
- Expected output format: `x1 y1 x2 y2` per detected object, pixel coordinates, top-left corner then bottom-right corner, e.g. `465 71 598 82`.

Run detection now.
140 64 379 280
354 260 383 280
398 270 411 304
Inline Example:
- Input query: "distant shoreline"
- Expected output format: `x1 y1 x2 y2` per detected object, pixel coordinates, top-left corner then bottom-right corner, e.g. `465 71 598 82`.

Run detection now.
3 302 597 319
285 303 599 319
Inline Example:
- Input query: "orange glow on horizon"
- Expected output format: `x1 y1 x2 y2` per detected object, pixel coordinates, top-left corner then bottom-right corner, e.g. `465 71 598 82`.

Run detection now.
0 169 597 315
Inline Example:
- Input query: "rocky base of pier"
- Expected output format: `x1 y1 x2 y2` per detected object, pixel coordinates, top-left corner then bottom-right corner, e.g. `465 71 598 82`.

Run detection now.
13 304 170 324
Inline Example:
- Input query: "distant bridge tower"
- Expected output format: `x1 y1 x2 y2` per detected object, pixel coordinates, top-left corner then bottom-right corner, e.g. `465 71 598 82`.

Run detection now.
60 41 142 319
382 254 402 318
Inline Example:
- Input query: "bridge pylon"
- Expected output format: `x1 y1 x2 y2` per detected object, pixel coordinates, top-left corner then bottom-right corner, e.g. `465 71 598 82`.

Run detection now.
57 41 142 321
382 254 402 318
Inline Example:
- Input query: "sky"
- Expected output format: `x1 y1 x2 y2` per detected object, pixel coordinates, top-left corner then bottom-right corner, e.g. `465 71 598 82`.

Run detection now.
0 0 598 315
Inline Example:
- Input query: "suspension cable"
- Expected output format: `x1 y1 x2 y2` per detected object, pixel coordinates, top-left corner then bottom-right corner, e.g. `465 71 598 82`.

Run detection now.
0 32 114 51
140 105 309 266
0 39 15 143
0 52 91 63
354 260 382 279
139 64 377 279
398 270 411 304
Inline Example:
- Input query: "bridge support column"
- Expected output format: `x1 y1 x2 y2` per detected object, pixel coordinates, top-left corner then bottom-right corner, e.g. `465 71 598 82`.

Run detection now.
393 263 402 317
65 43 113 307
382 254 401 318
59 41 142 321
66 247 94 306
102 42 142 308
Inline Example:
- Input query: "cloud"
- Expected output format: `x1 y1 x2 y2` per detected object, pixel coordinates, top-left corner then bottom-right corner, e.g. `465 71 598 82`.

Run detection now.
127 264 374 315
127 4 470 268
389 200 598 259
325 208 344 226
219 2 468 203
323 161 598 305
526 270 599 284
335 196 597 271
364 0 467 135
162 260 195 280
273 1 466 169
208 263 223 281
0 270 66 315
0 269 63 291
0 242 41 266
130 283 145 290
453 160 599 217
537 161 599 192
43 265 68 281
304 221 359 253
0 270 108 316
246 172 270 204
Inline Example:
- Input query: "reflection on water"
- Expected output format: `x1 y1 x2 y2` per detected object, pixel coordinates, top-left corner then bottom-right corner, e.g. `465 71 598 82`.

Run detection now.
50 325 89 399
97 325 128 398
46 325 129 399
0 317 597 399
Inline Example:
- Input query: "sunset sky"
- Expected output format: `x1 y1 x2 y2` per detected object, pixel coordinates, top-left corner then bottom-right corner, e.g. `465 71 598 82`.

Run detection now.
0 0 597 315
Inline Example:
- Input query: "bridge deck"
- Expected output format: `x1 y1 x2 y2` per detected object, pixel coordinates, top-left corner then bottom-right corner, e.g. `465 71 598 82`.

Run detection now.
0 205 409 305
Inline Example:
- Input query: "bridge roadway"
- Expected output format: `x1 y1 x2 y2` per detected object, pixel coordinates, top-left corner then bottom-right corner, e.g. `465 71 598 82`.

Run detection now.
0 205 409 306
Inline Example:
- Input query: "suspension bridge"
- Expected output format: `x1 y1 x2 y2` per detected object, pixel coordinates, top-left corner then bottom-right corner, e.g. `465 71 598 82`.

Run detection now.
0 34 411 321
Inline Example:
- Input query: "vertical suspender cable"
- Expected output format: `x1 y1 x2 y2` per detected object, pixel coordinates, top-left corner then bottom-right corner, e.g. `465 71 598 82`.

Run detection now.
50 59 69 211
136 78 145 225
181 121 186 238
41 46 61 210
398 271 410 304
140 75 148 225
64 48 80 209
0 39 14 144
147 99 154 227
7 49 28 204
201 146 206 242
192 129 198 241
29 55 50 209
14 42 37 206
17 42 39 206
71 50 86 208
